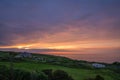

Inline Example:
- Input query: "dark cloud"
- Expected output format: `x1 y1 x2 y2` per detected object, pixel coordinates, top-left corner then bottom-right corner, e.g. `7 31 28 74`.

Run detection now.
0 0 120 47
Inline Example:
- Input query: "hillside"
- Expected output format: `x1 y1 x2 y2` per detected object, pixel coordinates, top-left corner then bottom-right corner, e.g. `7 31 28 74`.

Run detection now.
0 61 119 80
0 51 120 80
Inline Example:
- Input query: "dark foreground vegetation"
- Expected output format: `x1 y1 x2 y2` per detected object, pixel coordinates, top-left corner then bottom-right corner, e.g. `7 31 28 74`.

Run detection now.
0 65 48 80
0 64 75 80
0 65 105 80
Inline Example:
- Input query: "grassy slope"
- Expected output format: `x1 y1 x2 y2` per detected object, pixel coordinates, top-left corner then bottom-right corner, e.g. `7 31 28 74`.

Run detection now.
0 61 117 80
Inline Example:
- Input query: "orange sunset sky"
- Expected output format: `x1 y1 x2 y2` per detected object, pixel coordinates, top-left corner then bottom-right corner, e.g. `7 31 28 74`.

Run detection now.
0 0 120 56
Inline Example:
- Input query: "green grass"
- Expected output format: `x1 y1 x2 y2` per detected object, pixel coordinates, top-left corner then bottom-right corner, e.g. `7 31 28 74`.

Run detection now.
0 61 118 80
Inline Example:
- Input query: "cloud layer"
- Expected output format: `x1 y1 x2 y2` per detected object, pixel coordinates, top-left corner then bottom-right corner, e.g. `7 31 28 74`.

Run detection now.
0 0 120 50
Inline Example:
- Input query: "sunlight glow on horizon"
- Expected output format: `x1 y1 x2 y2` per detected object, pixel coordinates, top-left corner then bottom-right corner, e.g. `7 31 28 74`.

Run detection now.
47 45 77 49
0 39 119 51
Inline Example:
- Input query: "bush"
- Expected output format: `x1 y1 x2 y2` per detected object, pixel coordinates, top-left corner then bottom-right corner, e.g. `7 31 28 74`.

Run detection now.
42 69 53 80
13 69 31 80
35 71 48 80
0 65 74 80
52 70 73 80
0 65 10 80
0 65 48 80
84 75 104 80
95 75 104 80
42 69 74 80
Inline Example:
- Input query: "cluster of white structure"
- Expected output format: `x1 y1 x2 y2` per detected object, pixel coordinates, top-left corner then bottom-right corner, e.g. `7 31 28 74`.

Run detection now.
92 63 106 68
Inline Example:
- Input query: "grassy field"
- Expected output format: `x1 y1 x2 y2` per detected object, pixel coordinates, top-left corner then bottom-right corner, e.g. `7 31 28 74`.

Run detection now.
0 61 118 80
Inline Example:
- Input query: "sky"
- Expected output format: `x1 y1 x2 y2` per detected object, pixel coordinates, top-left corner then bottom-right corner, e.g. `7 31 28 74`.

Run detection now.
0 0 120 54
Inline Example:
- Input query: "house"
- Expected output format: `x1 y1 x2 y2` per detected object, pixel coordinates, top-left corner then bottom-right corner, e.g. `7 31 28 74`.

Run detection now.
32 56 47 62
15 52 32 58
92 63 106 68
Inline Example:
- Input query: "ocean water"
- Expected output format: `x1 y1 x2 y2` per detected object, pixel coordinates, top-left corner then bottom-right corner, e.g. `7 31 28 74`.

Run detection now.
54 53 120 63
59 54 120 63
37 48 120 63
46 48 120 63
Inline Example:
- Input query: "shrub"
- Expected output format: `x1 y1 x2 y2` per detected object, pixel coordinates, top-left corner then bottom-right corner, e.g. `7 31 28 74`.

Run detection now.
52 70 71 80
35 71 48 80
0 65 10 80
0 65 48 80
95 75 104 80
42 69 53 80
42 69 74 80
0 65 74 80
13 69 31 80
84 75 104 80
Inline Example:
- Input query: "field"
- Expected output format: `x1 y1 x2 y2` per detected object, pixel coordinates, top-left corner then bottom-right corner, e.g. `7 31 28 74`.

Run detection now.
0 61 119 80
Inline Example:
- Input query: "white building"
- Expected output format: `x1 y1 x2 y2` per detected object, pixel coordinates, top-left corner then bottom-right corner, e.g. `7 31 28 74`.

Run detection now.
92 63 106 68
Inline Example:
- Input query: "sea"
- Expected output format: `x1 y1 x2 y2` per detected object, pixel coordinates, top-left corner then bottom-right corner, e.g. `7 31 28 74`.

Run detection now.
54 53 120 63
